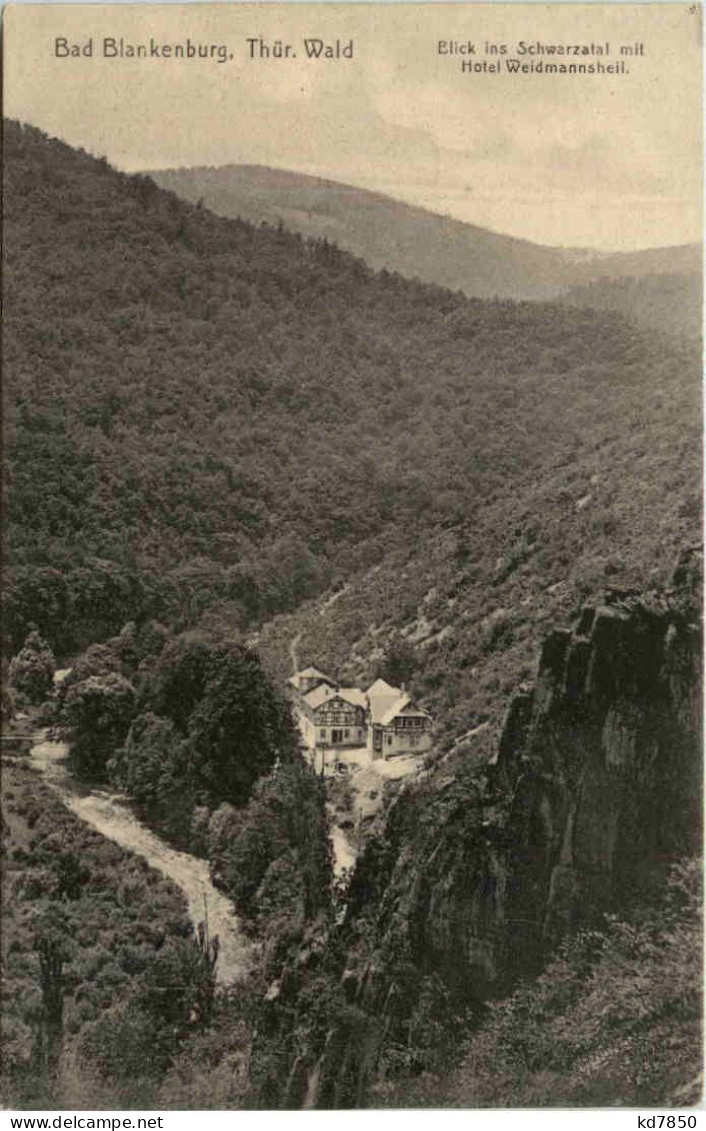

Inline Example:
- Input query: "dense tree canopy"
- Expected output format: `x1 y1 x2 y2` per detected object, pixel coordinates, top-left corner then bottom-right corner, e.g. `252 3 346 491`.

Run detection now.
5 121 701 1115
5 120 700 659
208 764 332 928
62 672 136 779
9 631 55 705
106 636 301 844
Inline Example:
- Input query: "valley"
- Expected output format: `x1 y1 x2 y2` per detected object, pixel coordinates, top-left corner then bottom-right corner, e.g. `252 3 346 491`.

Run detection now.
1 736 199 1108
28 732 251 985
148 163 701 317
2 118 702 1110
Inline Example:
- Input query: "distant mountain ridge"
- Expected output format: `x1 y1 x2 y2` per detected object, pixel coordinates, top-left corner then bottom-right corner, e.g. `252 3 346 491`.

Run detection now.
5 120 700 667
561 272 702 338
4 122 703 1115
148 163 701 306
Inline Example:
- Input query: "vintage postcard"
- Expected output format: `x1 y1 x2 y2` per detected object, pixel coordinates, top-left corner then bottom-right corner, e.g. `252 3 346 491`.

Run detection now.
2 1 702 1116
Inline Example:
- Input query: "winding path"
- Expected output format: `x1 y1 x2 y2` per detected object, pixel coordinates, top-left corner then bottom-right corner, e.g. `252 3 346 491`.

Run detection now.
30 734 252 984
289 631 303 676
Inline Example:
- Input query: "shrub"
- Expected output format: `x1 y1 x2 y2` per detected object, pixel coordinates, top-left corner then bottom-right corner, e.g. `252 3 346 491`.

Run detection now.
62 673 136 779
439 858 703 1108
9 631 55 705
209 766 332 928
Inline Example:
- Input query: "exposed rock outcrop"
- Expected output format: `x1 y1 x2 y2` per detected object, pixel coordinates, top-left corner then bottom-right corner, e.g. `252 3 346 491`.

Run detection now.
258 549 702 1108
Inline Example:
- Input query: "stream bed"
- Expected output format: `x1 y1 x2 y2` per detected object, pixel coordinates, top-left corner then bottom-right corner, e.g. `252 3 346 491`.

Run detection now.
29 733 252 984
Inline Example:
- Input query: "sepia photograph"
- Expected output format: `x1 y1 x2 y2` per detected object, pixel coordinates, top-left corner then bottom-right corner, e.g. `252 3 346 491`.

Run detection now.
1 1 703 1113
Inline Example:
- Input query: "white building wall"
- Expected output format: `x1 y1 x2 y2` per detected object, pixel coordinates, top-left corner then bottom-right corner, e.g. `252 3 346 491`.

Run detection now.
295 708 366 751
297 712 319 751
380 727 432 758
295 694 431 760
313 724 366 747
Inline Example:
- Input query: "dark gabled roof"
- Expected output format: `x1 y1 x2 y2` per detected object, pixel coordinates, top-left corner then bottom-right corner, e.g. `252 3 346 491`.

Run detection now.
303 685 366 711
288 666 336 689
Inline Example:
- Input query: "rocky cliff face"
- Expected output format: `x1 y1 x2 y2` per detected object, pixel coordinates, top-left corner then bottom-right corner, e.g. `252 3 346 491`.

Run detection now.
495 574 701 961
257 550 702 1108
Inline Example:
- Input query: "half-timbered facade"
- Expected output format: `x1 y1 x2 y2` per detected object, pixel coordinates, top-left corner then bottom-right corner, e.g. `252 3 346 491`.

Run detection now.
366 678 433 759
288 668 432 763
296 683 368 750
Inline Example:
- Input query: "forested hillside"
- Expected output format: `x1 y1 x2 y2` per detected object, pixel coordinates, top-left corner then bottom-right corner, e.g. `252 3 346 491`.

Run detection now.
248 556 703 1108
254 338 700 756
149 163 578 300
3 121 701 668
3 120 702 1111
561 272 702 339
149 163 702 307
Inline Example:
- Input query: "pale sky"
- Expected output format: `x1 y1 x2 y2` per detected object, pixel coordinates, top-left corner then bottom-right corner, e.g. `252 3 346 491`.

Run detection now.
4 3 703 249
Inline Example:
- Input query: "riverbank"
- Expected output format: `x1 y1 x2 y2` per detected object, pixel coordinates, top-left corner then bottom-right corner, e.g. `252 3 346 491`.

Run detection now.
1 754 192 1107
28 731 252 984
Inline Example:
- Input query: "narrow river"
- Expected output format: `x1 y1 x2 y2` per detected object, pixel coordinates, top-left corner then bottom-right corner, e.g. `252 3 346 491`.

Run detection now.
30 733 252 985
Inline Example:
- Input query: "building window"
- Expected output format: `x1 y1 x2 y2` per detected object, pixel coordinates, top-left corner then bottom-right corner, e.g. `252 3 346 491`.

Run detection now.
387 735 393 746
319 729 326 740
344 729 350 738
